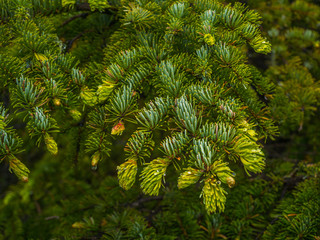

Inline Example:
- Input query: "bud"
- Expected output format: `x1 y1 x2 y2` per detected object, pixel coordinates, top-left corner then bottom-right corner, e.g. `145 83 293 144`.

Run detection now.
53 98 61 106
21 176 29 183
44 134 58 155
204 33 215 46
111 121 125 135
226 176 235 188
8 157 30 182
69 109 82 122
91 151 100 170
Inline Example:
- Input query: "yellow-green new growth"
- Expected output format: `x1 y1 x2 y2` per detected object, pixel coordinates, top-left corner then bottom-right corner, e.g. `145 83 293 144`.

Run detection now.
210 160 234 185
9 156 30 182
204 34 215 46
178 167 203 189
234 138 265 175
44 134 58 155
69 109 82 122
61 0 76 7
97 82 116 102
201 177 227 213
91 151 101 170
88 0 111 12
80 86 97 106
250 35 272 54
140 158 170 196
0 115 6 130
117 158 138 190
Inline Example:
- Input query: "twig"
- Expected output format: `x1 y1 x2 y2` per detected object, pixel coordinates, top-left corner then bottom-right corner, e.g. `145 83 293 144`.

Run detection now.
61 13 89 27
65 32 83 53
64 29 94 53
73 112 87 166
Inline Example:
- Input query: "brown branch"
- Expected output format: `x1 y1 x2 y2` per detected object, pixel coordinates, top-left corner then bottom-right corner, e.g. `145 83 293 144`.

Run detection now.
61 13 89 27
73 111 87 166
65 29 94 53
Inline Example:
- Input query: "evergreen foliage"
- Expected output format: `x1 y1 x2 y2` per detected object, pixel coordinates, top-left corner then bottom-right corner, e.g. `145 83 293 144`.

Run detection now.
268 57 320 134
235 0 320 135
0 0 277 213
0 0 319 239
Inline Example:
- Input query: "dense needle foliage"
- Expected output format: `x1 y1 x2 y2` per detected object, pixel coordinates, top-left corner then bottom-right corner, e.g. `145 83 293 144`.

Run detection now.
0 0 319 239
